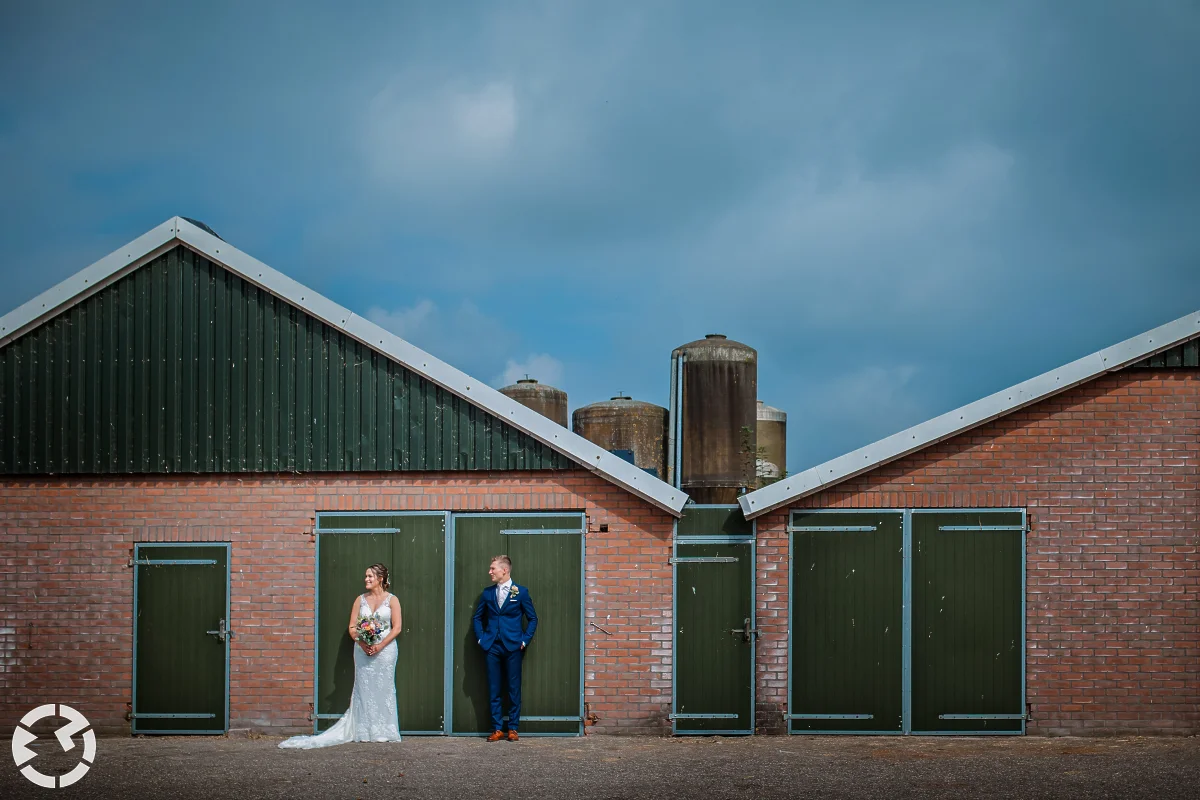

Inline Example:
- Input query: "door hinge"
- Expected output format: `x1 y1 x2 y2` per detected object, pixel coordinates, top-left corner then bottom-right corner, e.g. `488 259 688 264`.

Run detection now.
669 713 739 720
669 556 738 564
938 713 1026 720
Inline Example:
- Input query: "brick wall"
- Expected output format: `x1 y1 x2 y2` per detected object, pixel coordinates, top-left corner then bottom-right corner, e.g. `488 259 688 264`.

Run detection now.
0 470 674 735
754 370 1200 735
7 371 1194 738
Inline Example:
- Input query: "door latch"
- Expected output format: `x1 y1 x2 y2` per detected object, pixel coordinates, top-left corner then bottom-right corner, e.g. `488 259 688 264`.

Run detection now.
730 618 759 643
206 618 230 643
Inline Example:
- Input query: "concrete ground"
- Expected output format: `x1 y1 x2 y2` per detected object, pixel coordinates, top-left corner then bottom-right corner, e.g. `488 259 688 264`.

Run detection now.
2 733 1197 799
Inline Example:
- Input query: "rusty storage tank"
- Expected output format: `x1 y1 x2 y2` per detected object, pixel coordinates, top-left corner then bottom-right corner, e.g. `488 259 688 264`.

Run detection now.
572 396 668 479
498 378 568 427
671 334 757 504
756 400 787 487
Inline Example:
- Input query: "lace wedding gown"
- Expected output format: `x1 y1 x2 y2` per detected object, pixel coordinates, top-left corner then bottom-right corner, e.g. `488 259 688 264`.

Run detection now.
279 593 402 748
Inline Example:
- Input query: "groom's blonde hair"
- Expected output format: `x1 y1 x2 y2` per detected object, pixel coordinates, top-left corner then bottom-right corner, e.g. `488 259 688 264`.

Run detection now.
491 555 512 569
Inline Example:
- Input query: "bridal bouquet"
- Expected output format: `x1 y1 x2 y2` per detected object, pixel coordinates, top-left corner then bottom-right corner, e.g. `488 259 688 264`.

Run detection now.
355 615 384 646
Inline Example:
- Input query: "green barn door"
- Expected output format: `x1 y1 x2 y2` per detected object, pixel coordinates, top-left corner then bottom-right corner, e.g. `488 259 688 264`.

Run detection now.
451 514 583 735
315 513 446 734
911 511 1024 734
133 544 229 734
789 512 903 734
673 540 755 733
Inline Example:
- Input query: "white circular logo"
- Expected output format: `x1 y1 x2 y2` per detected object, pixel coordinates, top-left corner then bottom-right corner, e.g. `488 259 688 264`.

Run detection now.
11 704 96 789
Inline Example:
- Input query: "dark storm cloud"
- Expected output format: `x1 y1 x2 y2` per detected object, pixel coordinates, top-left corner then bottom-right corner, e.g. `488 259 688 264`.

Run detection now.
2 1 1198 470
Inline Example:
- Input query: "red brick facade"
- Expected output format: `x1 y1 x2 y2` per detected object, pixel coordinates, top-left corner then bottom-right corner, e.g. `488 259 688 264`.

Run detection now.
754 370 1200 735
4 370 1197 738
0 470 674 735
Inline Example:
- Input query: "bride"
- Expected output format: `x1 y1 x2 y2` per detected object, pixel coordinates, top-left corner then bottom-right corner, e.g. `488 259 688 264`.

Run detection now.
280 563 403 748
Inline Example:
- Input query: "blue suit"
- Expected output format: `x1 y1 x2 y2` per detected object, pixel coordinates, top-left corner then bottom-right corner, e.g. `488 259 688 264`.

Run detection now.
472 582 538 732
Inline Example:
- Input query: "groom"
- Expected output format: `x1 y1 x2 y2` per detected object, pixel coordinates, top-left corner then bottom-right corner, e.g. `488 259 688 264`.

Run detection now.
472 554 538 741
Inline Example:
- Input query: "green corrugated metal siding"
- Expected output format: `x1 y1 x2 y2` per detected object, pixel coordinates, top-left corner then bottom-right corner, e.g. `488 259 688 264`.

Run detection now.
0 245 571 474
1130 338 1200 368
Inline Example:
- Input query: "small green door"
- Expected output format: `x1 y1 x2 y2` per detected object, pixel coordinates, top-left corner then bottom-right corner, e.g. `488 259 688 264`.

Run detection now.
315 513 446 734
451 514 583 735
789 512 903 734
673 539 755 733
133 544 229 734
911 511 1024 734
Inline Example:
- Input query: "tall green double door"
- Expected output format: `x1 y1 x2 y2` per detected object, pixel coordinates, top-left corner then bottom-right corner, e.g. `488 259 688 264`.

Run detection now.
315 512 583 735
789 510 1025 735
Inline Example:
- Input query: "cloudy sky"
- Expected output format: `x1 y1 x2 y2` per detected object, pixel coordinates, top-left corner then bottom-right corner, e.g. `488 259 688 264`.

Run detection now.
3 2 1199 473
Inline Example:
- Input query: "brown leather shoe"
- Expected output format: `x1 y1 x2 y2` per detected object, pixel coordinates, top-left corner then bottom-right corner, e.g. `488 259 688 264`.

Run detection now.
507 730 519 742
486 730 504 742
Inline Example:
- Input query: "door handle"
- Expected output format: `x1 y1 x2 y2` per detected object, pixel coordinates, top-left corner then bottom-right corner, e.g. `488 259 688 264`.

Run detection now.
206 618 229 643
730 618 759 644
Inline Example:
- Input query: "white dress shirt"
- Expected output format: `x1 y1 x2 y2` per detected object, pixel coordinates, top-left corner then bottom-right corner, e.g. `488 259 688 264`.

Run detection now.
496 579 513 608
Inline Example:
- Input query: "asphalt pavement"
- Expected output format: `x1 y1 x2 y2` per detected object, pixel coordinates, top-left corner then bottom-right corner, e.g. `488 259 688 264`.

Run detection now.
2 732 1197 799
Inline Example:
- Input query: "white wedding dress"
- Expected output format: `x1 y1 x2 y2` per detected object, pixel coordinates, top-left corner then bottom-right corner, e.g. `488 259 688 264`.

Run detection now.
279 593 402 748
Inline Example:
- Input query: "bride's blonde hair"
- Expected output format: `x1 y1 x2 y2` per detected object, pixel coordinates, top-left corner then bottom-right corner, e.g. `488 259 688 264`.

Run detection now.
367 563 391 590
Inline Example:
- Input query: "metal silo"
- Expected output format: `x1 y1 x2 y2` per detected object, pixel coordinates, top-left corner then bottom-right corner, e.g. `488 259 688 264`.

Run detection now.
498 378 568 427
756 400 787 487
668 334 757 504
572 396 668 479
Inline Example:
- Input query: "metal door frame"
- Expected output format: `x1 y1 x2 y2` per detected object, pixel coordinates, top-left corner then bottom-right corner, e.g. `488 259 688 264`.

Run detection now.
447 511 586 737
910 508 1027 736
787 509 904 735
131 541 231 735
787 508 1026 735
312 510 449 735
671 504 757 735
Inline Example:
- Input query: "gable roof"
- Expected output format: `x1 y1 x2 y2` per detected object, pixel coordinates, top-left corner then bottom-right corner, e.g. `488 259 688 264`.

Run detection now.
738 308 1200 520
0 217 688 516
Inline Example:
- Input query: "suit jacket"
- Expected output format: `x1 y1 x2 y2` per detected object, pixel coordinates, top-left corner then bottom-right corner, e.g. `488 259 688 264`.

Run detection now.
473 582 538 652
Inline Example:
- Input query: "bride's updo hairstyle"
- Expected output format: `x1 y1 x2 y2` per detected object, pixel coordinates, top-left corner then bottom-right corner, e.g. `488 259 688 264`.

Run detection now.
367 563 391 590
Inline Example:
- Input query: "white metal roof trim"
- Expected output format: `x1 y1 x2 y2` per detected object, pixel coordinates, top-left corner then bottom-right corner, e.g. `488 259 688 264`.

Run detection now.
176 219 686 514
0 219 179 348
0 217 686 515
740 309 1200 519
